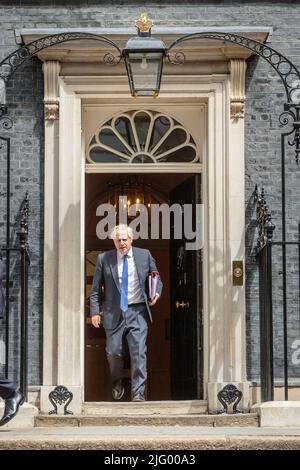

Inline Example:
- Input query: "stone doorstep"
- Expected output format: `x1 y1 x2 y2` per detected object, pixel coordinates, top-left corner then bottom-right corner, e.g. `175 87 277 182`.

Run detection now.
83 400 208 416
0 403 39 429
35 413 259 427
252 401 300 427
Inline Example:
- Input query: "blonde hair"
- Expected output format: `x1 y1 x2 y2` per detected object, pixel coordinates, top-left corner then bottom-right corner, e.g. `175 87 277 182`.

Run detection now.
110 224 134 240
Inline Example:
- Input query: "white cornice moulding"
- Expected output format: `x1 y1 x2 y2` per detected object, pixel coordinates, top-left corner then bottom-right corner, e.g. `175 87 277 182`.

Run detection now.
15 26 273 44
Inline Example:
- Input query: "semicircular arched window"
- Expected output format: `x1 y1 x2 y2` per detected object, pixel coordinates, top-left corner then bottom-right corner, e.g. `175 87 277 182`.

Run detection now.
86 110 200 164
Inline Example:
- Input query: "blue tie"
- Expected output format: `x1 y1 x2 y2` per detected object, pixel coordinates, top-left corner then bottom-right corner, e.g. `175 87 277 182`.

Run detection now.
120 254 128 312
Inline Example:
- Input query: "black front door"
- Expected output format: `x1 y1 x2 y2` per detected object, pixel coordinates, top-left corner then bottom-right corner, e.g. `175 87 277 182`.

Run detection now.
170 175 203 399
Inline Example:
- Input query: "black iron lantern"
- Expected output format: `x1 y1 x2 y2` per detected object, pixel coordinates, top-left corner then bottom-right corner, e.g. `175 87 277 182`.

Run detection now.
123 13 167 97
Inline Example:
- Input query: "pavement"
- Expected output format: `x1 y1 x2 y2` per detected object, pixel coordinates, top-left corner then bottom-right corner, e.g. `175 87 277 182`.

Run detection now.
1 425 300 450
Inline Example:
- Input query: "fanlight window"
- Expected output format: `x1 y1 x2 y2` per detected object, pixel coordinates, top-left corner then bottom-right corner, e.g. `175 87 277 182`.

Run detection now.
87 110 199 164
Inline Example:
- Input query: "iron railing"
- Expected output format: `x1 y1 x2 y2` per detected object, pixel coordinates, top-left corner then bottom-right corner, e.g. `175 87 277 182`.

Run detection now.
0 193 30 401
255 186 300 401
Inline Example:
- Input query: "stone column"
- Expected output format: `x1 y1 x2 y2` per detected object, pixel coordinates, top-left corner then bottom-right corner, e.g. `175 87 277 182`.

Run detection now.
207 61 250 412
41 61 60 409
40 66 83 414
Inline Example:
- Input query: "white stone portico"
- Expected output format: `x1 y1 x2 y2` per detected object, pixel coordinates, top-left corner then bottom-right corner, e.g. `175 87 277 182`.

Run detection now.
18 27 271 413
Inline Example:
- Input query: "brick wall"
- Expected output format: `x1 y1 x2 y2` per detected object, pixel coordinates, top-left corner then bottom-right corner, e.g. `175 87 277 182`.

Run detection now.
0 0 300 385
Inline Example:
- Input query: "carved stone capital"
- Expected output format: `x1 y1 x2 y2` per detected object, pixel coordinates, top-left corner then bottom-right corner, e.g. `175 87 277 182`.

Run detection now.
42 61 61 120
44 102 59 120
229 59 247 120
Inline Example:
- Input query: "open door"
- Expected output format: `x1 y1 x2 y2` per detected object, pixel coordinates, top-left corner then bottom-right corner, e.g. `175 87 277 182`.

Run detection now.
170 175 203 399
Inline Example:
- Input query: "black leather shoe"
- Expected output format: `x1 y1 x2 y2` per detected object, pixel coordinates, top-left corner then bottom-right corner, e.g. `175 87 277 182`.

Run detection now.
0 390 25 426
112 380 124 400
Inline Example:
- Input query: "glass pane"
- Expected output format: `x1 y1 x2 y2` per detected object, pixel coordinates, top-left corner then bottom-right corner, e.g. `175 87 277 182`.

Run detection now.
128 52 162 94
114 116 136 151
155 128 187 155
134 112 150 150
98 127 130 155
159 146 197 163
132 154 154 163
149 116 170 150
89 147 128 163
0 77 6 104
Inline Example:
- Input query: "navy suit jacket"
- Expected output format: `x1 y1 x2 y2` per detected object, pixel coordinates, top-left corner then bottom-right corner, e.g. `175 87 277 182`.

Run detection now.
90 247 163 330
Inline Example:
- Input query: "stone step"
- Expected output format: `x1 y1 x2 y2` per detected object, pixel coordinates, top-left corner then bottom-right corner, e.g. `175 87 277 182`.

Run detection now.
0 403 38 429
35 413 259 427
83 400 208 416
3 424 300 450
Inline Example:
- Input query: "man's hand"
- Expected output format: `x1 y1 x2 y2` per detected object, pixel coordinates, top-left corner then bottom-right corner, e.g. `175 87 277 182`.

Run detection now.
148 294 159 307
91 314 102 328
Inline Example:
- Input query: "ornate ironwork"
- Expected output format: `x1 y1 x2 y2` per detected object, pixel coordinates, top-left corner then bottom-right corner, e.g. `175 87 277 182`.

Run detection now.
103 52 121 66
0 104 7 118
168 32 300 163
0 32 122 84
167 51 185 65
48 385 74 415
279 105 300 165
0 106 12 130
168 32 300 103
0 31 299 162
0 194 31 399
255 183 300 401
254 185 275 250
19 193 30 401
217 384 243 414
18 192 29 250
0 116 12 131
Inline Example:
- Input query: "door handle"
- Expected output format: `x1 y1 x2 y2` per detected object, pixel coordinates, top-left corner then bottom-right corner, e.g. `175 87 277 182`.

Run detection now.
176 300 190 309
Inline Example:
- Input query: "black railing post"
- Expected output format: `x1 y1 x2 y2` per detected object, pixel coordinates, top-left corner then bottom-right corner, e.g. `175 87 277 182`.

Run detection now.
18 193 29 401
263 215 275 402
259 245 274 402
299 223 300 332
5 136 10 379
0 135 11 378
19 244 28 400
256 187 275 402
281 132 289 401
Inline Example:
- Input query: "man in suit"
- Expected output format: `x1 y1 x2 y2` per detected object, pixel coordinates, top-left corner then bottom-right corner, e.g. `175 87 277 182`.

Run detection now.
90 224 162 402
0 257 24 426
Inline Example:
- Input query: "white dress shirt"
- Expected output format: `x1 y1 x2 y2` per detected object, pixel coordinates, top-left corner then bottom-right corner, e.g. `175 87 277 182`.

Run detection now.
117 248 145 305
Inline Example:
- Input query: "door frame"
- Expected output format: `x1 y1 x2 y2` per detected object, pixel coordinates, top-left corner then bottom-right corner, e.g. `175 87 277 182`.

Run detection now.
83 99 204 403
40 74 249 413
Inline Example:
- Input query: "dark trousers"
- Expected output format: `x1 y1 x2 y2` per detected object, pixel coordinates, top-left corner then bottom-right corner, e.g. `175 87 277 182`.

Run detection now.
0 375 16 399
105 304 148 397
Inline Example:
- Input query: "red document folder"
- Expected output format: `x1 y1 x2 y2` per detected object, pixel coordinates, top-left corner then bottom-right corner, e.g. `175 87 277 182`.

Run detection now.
148 271 160 299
